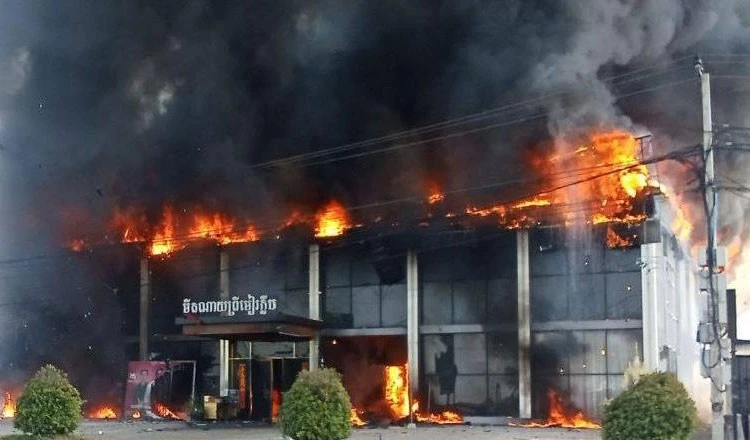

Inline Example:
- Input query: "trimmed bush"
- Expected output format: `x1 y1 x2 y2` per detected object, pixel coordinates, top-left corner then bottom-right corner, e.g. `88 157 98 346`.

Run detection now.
14 365 83 438
279 368 351 440
603 372 697 440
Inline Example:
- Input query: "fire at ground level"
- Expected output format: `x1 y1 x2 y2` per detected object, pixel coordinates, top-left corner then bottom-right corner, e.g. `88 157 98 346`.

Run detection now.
0 420 714 439
16 194 711 429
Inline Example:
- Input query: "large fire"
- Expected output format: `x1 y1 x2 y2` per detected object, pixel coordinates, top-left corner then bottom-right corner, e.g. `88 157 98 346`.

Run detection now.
87 405 118 420
513 389 600 429
105 205 260 257
1 393 16 418
72 129 678 255
351 364 463 427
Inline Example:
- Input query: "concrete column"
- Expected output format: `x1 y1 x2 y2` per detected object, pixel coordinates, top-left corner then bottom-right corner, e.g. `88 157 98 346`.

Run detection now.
139 256 149 361
219 250 230 397
309 244 321 370
517 230 531 419
640 243 660 370
407 250 420 402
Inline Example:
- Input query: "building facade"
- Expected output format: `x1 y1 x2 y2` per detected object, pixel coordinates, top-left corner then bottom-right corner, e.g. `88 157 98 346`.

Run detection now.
129 196 708 422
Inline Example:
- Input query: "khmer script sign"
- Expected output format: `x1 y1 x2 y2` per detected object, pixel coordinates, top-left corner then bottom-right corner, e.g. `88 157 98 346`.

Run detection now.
182 295 278 316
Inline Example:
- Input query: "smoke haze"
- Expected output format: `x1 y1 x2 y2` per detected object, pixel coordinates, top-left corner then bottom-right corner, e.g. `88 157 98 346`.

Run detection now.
0 0 749 381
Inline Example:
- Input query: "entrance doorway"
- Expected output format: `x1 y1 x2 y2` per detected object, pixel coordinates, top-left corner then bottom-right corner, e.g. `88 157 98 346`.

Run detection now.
229 341 308 422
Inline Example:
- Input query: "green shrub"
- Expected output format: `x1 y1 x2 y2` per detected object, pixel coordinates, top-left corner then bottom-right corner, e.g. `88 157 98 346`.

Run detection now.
279 368 352 440
603 372 697 440
14 365 83 438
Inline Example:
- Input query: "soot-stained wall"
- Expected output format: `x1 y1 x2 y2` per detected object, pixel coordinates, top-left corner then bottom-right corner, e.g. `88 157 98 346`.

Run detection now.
322 243 407 329
420 232 519 417
529 228 644 418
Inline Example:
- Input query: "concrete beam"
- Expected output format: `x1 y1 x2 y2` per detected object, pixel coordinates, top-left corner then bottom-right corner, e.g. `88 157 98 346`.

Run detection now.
139 257 149 361
309 244 321 370
219 250 230 397
640 243 660 370
517 230 531 419
407 250 419 400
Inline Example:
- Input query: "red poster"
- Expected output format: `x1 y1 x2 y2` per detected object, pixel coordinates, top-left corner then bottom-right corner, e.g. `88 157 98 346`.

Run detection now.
124 361 167 419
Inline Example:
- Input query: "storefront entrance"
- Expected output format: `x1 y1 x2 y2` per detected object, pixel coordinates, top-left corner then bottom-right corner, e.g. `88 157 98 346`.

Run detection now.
228 341 308 421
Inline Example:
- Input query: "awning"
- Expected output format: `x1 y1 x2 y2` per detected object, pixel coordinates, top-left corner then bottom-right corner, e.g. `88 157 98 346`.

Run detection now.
175 314 323 341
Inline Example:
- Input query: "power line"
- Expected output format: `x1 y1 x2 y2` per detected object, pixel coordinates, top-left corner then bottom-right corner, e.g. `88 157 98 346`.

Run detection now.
0 144 700 274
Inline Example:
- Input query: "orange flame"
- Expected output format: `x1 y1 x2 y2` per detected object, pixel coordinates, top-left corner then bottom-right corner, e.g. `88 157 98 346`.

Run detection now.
411 400 463 424
152 402 181 420
1 393 16 418
513 389 600 429
464 130 656 236
149 207 180 256
69 239 86 252
377 364 463 426
131 410 142 419
271 389 281 422
350 408 367 427
384 365 410 419
427 181 446 204
88 405 118 419
314 200 351 238
512 197 552 209
188 212 259 245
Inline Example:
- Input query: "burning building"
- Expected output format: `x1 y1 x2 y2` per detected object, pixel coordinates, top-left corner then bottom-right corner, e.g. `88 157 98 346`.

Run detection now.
73 131 710 425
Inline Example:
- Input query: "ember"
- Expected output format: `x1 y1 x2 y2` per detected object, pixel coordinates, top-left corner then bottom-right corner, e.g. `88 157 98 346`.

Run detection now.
131 409 142 419
69 239 86 252
427 181 445 204
1 393 16 418
88 405 118 420
513 389 600 429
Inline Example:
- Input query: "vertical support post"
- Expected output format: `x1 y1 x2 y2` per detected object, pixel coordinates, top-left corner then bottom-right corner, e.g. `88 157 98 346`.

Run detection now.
309 244 321 370
219 250 230 397
407 249 419 426
517 230 532 419
139 256 149 361
640 243 660 371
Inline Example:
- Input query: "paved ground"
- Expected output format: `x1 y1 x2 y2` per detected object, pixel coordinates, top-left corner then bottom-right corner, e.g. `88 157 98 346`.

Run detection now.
0 420 712 439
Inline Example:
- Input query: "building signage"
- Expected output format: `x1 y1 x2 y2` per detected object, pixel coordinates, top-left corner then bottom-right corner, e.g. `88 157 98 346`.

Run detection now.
182 294 278 316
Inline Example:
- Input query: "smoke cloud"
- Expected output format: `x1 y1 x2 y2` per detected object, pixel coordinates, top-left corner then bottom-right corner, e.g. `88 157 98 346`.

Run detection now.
0 0 748 388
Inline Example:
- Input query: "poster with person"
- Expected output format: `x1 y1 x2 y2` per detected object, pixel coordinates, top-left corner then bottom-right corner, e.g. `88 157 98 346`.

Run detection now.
124 361 167 419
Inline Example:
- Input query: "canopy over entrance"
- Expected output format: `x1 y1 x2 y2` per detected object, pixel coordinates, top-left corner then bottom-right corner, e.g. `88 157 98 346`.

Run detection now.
176 314 323 342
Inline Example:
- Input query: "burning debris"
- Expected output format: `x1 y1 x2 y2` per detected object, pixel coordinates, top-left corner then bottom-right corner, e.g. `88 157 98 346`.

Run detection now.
152 401 183 420
512 389 601 430
1 393 16 418
87 405 119 420
349 363 464 427
350 408 367 427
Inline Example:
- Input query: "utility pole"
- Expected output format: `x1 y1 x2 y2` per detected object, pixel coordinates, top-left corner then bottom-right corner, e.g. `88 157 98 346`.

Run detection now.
695 57 731 440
